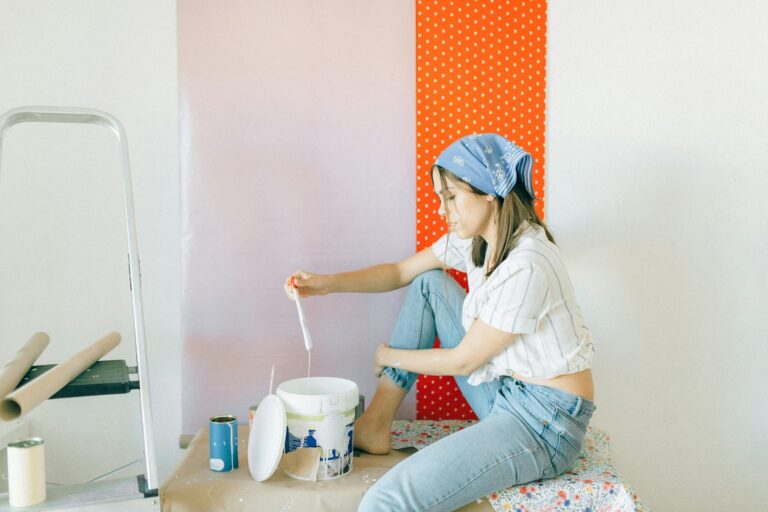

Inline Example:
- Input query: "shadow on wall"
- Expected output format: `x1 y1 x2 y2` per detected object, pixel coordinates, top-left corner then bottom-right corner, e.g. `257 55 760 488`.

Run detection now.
555 148 719 398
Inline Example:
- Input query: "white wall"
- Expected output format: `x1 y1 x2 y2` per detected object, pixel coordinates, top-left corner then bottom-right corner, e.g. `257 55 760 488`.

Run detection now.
0 0 180 488
546 1 768 510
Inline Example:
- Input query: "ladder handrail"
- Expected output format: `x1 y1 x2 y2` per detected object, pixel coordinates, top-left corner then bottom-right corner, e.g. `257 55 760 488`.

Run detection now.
0 106 159 493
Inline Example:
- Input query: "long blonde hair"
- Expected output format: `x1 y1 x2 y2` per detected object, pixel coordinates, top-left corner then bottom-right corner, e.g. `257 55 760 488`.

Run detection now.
432 165 556 278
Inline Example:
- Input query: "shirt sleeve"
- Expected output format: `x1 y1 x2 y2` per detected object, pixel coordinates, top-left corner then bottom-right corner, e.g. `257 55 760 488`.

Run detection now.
478 261 549 334
431 233 471 272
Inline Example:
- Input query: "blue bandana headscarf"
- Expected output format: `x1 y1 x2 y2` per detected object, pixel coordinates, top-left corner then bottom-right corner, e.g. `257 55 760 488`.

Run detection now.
434 133 535 200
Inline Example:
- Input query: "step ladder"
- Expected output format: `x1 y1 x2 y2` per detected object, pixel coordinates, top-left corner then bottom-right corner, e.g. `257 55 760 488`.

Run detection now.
0 106 160 511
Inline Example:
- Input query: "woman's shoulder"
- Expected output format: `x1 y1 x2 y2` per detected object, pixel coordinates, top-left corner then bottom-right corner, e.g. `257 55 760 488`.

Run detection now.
493 253 547 280
509 223 561 263
486 255 547 292
433 232 473 250
431 233 474 260
490 224 554 280
431 232 475 273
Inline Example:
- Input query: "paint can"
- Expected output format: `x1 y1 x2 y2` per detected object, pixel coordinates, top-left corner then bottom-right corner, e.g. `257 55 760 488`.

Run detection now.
248 404 258 427
7 437 46 507
276 377 358 480
209 415 238 471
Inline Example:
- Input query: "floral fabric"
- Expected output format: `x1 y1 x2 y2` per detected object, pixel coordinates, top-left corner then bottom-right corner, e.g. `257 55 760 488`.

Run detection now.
390 420 648 512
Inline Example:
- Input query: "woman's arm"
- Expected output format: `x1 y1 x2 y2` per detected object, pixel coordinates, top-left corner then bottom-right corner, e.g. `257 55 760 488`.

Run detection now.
375 319 519 377
288 246 444 296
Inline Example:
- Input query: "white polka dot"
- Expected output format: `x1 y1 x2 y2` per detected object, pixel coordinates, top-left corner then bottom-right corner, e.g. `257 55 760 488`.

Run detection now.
416 1 546 419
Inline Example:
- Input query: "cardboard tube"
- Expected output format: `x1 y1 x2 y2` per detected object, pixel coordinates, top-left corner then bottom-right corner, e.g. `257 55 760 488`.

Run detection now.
0 333 49 400
0 332 121 421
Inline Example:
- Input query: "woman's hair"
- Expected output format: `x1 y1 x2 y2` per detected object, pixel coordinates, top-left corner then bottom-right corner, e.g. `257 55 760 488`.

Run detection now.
432 165 556 278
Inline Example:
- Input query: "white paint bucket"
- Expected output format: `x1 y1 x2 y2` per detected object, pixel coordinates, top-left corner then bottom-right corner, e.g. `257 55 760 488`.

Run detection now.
276 377 359 480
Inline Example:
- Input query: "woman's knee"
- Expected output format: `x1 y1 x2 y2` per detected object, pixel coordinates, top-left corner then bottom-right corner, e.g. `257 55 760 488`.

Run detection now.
357 484 400 512
358 466 418 511
411 268 445 288
410 269 453 299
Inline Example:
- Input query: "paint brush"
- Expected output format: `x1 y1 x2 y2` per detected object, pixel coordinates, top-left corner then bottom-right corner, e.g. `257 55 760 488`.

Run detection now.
290 278 313 351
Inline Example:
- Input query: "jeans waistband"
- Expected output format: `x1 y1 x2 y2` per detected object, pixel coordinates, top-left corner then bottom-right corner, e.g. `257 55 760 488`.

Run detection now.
503 376 596 419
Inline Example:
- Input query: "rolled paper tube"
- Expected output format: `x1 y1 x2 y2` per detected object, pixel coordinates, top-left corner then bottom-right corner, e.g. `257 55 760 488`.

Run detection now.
0 332 121 421
0 333 49 400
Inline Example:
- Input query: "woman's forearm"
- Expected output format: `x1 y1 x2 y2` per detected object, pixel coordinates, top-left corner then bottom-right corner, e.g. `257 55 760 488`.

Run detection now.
331 263 404 293
376 346 467 377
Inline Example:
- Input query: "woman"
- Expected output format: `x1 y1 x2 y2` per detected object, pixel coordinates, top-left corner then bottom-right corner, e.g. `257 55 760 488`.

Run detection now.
284 133 596 511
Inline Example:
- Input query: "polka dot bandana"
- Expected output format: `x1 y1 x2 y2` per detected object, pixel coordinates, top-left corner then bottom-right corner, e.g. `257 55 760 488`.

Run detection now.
434 133 535 199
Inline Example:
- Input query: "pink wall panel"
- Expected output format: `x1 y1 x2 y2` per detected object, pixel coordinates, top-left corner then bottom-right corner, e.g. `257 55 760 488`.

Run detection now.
178 1 417 431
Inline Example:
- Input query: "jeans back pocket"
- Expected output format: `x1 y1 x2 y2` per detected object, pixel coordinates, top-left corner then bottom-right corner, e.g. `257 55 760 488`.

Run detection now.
542 405 589 479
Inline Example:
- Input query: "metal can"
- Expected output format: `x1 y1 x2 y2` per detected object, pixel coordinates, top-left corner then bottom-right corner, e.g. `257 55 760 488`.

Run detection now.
209 415 239 472
7 438 46 507
248 405 258 428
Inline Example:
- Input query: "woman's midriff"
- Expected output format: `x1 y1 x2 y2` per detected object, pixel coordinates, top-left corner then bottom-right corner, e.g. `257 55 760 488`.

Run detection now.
511 368 594 402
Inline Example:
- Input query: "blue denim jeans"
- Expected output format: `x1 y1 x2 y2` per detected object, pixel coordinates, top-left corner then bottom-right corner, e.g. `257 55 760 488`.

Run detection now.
358 270 596 512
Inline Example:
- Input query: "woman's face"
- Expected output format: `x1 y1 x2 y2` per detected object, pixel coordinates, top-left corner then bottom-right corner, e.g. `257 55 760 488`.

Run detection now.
431 168 496 240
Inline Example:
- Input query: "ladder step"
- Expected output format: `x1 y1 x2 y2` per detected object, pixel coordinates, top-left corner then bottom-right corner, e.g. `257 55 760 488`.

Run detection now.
16 360 138 399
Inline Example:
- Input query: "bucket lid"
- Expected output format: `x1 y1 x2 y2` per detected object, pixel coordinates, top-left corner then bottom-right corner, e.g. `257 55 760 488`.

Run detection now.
247 394 286 482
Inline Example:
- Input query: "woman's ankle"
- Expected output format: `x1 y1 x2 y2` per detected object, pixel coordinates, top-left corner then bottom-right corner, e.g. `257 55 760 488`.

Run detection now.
357 409 392 427
354 415 392 454
361 375 408 421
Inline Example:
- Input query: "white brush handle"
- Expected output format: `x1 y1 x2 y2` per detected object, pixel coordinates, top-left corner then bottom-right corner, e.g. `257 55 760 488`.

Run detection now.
293 290 313 351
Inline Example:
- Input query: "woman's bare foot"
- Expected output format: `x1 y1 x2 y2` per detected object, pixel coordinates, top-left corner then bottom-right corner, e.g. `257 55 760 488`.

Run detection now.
354 413 392 455
353 374 407 454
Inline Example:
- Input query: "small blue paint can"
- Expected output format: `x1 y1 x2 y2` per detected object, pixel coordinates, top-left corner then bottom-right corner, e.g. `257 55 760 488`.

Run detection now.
209 415 239 472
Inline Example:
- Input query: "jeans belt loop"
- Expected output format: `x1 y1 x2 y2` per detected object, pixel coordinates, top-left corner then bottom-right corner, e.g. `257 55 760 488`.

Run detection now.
571 396 583 417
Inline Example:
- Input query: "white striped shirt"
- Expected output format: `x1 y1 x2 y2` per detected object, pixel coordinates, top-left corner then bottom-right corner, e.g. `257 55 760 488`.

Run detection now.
431 222 595 383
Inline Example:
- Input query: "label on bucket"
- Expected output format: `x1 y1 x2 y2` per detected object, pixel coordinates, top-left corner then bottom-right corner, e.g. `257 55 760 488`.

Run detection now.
283 407 356 480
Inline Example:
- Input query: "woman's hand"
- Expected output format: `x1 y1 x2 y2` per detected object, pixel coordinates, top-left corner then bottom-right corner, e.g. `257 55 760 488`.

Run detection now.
374 343 388 377
283 270 333 300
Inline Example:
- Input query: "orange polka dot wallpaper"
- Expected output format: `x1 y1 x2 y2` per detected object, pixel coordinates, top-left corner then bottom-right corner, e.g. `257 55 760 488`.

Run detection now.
416 0 548 420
